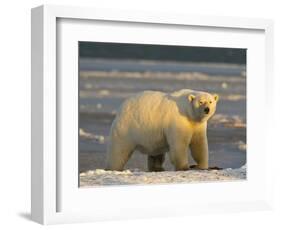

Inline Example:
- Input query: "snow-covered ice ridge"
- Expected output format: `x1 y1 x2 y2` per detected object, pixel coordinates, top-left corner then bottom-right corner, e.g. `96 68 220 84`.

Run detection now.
80 165 246 187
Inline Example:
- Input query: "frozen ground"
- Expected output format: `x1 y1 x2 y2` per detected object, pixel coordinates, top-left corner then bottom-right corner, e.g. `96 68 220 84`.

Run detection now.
80 165 246 187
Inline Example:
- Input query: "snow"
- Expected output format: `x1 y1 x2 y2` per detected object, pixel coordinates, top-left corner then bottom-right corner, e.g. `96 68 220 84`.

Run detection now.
80 165 246 187
79 128 105 144
211 114 246 128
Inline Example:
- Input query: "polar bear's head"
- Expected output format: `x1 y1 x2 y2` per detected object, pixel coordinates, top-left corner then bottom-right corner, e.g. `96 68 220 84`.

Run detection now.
187 92 219 122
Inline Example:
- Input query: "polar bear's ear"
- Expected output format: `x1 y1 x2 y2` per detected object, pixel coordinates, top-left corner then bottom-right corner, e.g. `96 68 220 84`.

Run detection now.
213 94 219 102
188 94 195 102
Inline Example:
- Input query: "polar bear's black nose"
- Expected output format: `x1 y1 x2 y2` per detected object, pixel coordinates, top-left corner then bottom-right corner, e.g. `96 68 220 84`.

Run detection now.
204 107 210 114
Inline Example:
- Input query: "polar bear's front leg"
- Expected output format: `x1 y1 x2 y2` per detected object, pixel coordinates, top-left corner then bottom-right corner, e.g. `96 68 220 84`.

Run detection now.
147 154 165 172
166 127 191 171
190 128 209 170
168 142 189 171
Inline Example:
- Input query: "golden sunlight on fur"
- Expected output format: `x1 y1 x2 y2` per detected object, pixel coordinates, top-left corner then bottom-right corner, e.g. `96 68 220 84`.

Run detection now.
106 89 219 171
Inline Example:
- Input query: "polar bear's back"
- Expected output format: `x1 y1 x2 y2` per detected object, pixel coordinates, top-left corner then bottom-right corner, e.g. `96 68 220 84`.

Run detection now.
120 90 167 116
115 90 171 128
111 91 176 152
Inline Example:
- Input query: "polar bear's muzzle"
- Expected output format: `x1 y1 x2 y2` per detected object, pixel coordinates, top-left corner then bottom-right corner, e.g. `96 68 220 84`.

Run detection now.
204 107 210 114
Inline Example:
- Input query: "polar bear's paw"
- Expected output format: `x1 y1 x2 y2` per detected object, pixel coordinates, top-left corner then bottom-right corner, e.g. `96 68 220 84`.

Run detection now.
190 165 223 170
149 167 165 172
208 166 223 170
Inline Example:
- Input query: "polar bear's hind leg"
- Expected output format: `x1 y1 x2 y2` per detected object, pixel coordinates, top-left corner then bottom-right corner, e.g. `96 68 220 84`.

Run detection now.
106 137 135 171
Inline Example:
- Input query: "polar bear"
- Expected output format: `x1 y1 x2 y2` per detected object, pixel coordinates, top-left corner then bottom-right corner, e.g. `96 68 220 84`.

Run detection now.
106 89 219 171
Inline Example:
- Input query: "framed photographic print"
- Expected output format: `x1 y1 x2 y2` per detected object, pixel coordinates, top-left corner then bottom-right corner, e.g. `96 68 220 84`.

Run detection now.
31 5 274 225
77 42 247 186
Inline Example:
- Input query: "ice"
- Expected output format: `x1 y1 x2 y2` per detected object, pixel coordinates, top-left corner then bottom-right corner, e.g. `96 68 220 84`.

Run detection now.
79 165 247 187
79 128 105 144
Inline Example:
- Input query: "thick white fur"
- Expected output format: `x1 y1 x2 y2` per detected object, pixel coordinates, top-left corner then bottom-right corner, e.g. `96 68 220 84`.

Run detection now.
106 89 219 171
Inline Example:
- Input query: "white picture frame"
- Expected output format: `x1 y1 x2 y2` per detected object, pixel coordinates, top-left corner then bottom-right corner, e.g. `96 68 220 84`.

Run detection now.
31 5 274 225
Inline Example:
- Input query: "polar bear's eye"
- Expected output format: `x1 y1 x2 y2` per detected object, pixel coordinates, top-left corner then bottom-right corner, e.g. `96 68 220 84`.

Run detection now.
199 101 203 105
209 101 212 104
